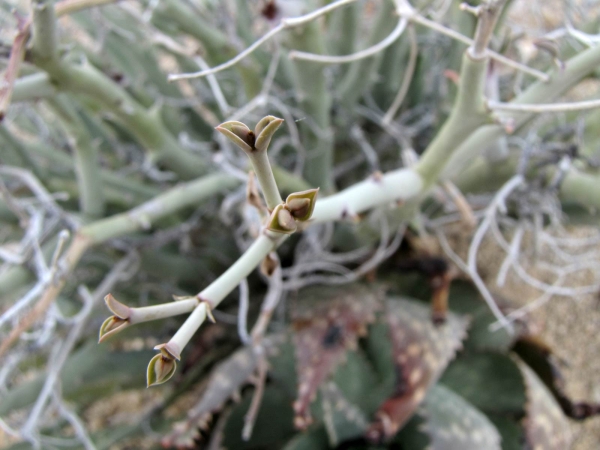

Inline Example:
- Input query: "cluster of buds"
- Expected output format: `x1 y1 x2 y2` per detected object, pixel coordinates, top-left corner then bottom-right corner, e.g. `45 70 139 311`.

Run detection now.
217 116 319 233
215 115 284 156
99 115 320 388
266 189 319 234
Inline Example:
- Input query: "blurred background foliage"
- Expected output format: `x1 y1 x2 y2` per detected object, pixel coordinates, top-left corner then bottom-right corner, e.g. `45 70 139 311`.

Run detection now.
1 0 600 449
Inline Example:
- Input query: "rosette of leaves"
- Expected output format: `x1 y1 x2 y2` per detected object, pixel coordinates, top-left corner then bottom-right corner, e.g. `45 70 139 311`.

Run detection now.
156 274 580 450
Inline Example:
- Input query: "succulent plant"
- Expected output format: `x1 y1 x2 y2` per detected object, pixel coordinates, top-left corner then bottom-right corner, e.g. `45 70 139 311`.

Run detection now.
1 0 600 448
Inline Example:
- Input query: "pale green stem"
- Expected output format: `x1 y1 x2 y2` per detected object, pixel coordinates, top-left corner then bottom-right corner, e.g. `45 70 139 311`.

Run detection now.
336 0 397 109
26 1 207 179
129 298 198 325
83 174 239 243
198 233 282 307
42 63 206 178
248 152 283 210
312 168 424 223
456 151 600 211
164 233 283 357
31 0 58 63
444 43 600 180
0 125 28 167
1 0 120 118
48 96 105 218
287 21 334 193
383 24 418 124
327 1 360 57
168 302 207 359
415 52 490 185
560 169 600 210
0 173 239 357
488 97 600 113
11 73 57 102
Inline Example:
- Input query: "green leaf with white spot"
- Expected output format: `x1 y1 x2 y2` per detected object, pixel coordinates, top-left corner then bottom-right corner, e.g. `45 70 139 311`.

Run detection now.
421 384 501 450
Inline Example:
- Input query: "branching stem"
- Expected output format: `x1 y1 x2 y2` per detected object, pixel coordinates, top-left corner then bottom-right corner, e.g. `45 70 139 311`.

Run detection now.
488 98 600 113
288 17 408 63
167 0 359 81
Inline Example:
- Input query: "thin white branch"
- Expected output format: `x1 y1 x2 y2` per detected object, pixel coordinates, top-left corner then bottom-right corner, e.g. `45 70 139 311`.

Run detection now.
496 224 524 287
51 392 96 450
237 278 250 345
250 262 283 342
383 24 418 124
488 276 564 332
407 12 549 81
168 0 359 81
21 286 95 442
289 17 408 63
566 22 600 46
194 56 231 116
466 175 524 333
488 98 600 113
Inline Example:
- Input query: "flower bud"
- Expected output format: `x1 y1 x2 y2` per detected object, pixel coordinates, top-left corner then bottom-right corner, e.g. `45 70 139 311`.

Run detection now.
216 116 284 154
285 188 319 222
147 353 177 387
254 116 284 153
266 204 297 234
260 252 279 277
104 293 131 319
215 121 254 153
98 316 129 343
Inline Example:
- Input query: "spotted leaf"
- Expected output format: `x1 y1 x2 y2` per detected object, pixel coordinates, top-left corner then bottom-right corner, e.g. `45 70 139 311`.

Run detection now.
366 297 468 442
291 284 383 429
320 381 368 446
516 357 572 450
420 384 501 450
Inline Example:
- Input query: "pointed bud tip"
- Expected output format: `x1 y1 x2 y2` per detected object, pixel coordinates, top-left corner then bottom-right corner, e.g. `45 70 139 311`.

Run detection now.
254 116 285 153
104 293 130 319
266 204 297 234
147 353 177 387
215 122 253 153
284 188 319 222
98 315 129 343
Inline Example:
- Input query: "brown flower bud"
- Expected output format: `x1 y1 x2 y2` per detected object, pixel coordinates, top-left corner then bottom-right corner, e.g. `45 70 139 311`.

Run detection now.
266 204 297 234
147 353 177 387
98 315 129 343
285 188 319 222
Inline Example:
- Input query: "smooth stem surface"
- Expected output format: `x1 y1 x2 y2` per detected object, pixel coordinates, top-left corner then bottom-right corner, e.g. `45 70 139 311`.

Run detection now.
337 0 398 110
129 298 198 324
11 73 57 102
83 174 239 243
469 0 508 59
199 233 282 306
41 63 206 178
31 0 58 63
248 152 283 210
169 303 207 357
312 168 424 223
444 42 600 180
0 174 239 357
416 52 489 185
287 21 333 193
48 96 105 218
